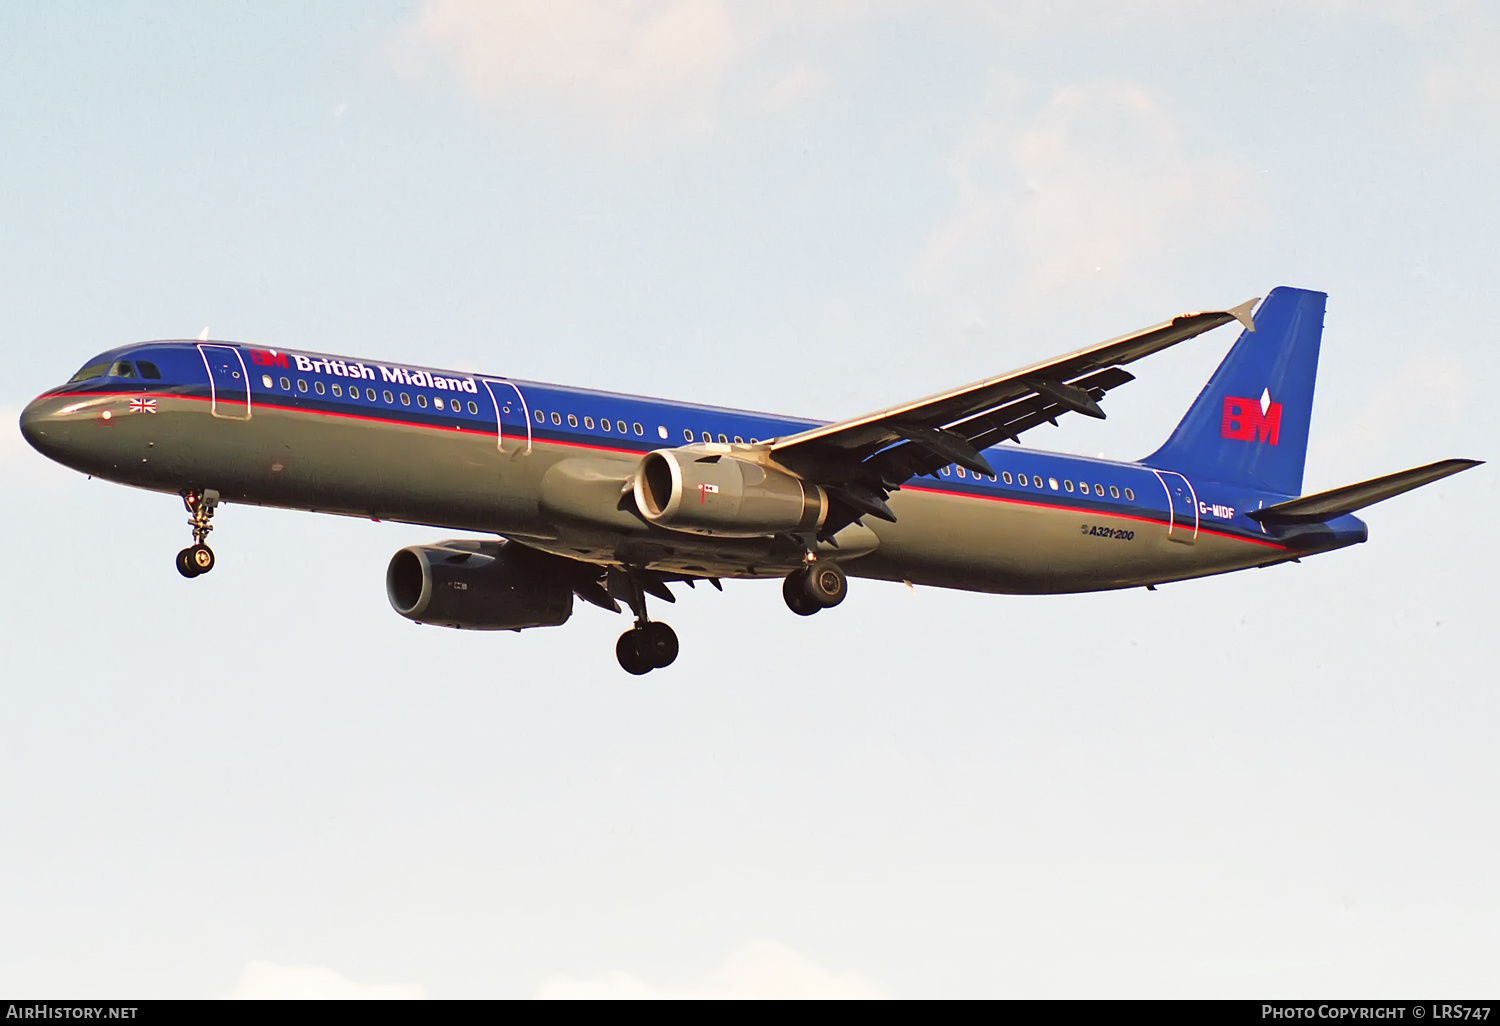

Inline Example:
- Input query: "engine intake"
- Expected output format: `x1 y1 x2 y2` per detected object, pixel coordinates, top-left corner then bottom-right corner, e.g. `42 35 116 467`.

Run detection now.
632 449 826 537
386 540 573 630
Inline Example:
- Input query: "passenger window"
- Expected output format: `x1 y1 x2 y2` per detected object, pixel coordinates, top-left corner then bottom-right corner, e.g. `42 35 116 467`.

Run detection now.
633 423 643 436
957 467 966 478
584 416 594 429
942 466 951 476
332 384 343 397
315 381 326 395
684 429 693 442
567 414 578 427
383 390 393 403
717 434 728 444
368 388 377 402
734 436 743 444
1095 484 1105 496
1017 473 1026 487
109 361 136 378
657 426 668 439
1078 482 1088 494
298 380 308 392
137 361 162 380
551 412 561 425
1064 480 1074 492
1110 486 1120 498
1125 487 1135 501
617 420 627 434
1049 477 1059 490
602 419 612 432
1002 472 1012 484
1032 476 1042 488
262 375 274 388
534 409 543 422
418 394 428 408
468 401 478 414
281 377 291 390
702 431 712 443
400 393 410 406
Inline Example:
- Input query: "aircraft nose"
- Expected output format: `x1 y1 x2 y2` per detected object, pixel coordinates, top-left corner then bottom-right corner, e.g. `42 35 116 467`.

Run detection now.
19 394 65 459
19 396 46 449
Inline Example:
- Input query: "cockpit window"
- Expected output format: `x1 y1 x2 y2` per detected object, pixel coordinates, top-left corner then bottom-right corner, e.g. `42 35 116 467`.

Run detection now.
136 361 162 380
108 361 136 378
68 363 108 384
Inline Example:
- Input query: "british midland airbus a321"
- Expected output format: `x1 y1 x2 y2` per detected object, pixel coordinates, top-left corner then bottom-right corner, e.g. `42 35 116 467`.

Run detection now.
19 286 1480 674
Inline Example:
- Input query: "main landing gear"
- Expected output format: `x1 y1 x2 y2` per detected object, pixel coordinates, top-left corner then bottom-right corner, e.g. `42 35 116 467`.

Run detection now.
783 561 847 616
611 569 679 676
176 489 220 579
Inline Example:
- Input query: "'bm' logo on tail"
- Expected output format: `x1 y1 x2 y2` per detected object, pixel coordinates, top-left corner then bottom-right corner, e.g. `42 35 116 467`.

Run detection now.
1221 393 1281 445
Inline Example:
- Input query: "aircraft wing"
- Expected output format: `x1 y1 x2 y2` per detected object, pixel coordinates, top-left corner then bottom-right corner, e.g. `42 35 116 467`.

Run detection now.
768 298 1258 536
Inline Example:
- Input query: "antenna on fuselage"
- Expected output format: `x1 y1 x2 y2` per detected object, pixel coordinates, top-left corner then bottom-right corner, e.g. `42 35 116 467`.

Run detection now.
197 327 209 341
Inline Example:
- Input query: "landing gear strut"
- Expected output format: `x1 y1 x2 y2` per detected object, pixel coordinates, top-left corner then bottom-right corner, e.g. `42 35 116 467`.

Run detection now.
783 560 847 616
611 568 679 675
176 489 219 579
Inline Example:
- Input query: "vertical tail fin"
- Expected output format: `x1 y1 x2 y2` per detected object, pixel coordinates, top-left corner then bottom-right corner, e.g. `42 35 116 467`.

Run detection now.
1143 286 1325 496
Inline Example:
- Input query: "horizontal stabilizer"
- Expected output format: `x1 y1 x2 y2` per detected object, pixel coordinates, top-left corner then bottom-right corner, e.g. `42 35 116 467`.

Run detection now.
1247 458 1482 525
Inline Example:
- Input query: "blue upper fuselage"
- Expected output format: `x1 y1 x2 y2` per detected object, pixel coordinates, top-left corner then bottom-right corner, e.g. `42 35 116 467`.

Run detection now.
33 339 1369 554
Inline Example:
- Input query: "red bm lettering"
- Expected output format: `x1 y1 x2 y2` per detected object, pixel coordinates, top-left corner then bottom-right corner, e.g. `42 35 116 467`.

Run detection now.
250 350 289 368
1221 396 1282 444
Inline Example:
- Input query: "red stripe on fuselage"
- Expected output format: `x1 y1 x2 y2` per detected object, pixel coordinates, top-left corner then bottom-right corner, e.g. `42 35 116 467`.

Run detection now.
52 388 1287 550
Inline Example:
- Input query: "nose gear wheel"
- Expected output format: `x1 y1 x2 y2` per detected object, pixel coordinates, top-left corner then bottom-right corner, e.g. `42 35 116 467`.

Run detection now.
177 489 220 578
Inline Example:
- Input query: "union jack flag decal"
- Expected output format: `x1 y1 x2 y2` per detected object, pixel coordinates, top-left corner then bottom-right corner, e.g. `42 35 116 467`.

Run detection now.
129 398 157 414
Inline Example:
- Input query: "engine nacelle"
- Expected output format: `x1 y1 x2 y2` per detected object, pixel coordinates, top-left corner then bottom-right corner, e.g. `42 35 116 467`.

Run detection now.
632 449 826 537
386 540 573 631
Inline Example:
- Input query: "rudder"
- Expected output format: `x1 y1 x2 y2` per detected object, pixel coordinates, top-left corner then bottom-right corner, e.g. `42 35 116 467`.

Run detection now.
1143 286 1326 496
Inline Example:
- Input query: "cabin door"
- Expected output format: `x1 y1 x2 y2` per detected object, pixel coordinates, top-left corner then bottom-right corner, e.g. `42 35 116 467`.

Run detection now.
480 379 532 453
197 345 252 421
1152 469 1199 544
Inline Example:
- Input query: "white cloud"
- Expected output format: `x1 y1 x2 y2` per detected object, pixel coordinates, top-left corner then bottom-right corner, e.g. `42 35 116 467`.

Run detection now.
230 961 426 1000
535 939 884 999
1424 29 1500 113
915 79 1260 324
392 1 864 139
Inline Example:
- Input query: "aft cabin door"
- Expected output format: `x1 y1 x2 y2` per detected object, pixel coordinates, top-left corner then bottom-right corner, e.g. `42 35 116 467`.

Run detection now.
197 345 251 421
1152 469 1199 544
480 379 531 453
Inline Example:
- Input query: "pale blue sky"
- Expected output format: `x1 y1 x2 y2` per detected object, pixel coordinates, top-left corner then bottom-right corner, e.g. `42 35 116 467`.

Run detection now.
1 1 1496 997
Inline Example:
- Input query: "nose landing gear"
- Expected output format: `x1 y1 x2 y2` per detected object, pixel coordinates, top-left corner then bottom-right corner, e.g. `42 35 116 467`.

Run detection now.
176 489 220 579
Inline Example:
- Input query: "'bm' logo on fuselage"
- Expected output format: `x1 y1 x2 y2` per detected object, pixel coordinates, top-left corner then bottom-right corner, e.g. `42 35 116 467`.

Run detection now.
1221 396 1281 444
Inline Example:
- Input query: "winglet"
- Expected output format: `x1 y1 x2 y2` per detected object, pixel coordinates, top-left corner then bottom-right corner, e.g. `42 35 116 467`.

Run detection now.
1228 298 1259 332
197 327 210 341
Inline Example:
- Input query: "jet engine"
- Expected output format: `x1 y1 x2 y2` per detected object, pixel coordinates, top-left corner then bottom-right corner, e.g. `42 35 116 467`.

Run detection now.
632 449 826 537
386 539 573 630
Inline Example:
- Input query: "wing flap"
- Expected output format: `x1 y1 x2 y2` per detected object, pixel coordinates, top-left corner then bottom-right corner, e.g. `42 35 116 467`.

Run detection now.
1247 459 1482 525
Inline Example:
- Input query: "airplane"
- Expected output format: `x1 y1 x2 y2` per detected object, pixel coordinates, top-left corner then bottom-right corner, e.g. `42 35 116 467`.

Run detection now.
18 286 1480 674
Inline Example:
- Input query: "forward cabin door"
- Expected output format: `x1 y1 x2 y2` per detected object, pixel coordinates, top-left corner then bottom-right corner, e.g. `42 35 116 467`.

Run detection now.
1152 469 1199 544
197 344 251 420
480 379 531 453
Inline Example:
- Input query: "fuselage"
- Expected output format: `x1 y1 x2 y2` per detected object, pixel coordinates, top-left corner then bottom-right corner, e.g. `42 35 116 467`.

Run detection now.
19 339 1368 593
